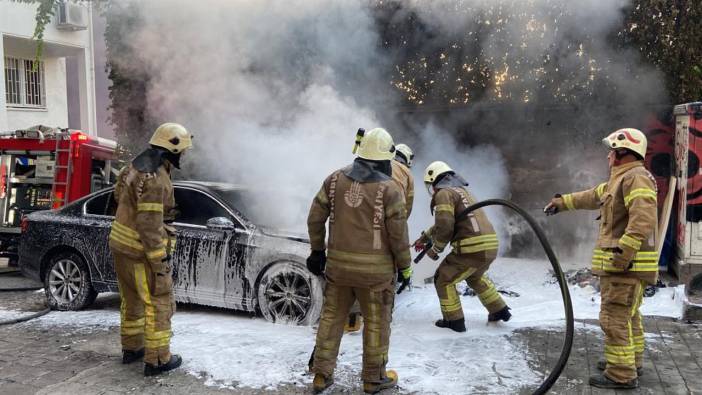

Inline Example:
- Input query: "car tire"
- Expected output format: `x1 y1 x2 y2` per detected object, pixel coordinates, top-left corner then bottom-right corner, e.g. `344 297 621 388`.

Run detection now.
257 261 323 325
44 251 97 311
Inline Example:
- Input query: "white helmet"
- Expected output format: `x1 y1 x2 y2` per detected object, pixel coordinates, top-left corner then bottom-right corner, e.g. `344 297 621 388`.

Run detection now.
424 161 454 184
395 143 414 167
602 128 647 159
150 123 193 154
353 127 396 161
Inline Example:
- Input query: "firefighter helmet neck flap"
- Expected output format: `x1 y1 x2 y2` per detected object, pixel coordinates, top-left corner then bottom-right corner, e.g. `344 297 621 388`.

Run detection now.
353 127 396 161
149 123 194 169
395 143 414 168
602 128 647 160
343 158 392 182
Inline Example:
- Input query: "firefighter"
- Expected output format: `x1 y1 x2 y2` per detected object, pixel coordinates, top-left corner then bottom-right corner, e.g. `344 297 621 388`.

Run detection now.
344 142 415 333
414 161 510 333
544 128 657 389
109 123 193 377
393 143 415 218
307 127 411 394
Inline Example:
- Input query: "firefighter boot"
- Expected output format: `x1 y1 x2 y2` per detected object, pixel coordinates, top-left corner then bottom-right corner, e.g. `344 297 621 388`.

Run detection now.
122 348 145 364
363 370 398 394
435 318 466 333
344 312 362 333
144 354 182 377
488 306 512 322
597 359 643 377
313 373 333 393
589 373 638 389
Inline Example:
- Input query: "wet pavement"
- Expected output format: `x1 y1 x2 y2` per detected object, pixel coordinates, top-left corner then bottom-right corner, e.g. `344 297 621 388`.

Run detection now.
1 269 701 394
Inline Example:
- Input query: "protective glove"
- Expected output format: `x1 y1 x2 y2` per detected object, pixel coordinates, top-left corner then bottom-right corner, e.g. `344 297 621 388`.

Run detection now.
162 254 172 263
397 266 413 294
611 246 636 271
413 231 431 252
306 250 326 276
544 194 564 216
426 245 441 261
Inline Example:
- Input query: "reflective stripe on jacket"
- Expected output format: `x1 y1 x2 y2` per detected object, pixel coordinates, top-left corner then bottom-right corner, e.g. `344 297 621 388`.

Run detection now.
559 161 658 284
307 169 411 289
429 186 497 254
109 164 176 264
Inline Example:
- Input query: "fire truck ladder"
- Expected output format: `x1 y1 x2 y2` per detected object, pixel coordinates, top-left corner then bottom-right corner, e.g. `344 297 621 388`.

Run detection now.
49 132 73 208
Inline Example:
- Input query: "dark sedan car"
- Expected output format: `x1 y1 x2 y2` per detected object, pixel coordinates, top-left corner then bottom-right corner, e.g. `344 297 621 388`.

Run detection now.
19 181 323 325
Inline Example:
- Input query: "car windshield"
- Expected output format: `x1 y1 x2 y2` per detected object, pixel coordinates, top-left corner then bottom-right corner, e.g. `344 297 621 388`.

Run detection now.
210 186 308 231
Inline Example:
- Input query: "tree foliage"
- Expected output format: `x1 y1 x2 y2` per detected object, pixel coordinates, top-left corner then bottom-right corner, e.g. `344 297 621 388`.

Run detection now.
620 0 702 103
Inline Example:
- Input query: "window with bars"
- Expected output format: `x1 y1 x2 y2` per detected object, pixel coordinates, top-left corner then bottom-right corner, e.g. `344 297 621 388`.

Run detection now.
4 56 46 108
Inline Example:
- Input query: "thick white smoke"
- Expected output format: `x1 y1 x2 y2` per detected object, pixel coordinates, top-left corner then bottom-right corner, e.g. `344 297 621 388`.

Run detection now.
108 0 510 238
107 0 663 272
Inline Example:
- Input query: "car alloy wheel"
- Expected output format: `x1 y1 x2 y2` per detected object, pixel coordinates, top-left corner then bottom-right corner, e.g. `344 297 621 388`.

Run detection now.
265 270 312 323
258 262 323 325
44 251 97 311
48 259 82 304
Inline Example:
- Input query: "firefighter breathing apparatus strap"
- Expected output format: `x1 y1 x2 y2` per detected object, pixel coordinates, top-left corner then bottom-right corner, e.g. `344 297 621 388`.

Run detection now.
414 199 574 395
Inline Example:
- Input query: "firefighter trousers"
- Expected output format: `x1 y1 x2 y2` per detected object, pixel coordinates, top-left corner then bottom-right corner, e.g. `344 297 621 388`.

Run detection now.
113 251 175 365
312 279 394 382
599 275 646 383
434 250 505 321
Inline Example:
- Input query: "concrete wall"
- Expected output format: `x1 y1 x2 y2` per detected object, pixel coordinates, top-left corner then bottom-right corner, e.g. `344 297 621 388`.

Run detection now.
0 1 97 135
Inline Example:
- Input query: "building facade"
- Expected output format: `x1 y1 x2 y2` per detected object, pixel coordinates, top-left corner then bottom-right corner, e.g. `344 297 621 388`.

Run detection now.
0 1 97 136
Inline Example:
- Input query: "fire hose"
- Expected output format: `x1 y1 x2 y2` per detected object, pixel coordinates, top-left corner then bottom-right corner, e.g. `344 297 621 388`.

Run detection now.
414 199 574 395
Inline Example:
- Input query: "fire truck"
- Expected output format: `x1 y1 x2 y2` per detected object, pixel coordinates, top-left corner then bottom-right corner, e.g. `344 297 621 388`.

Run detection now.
0 126 118 265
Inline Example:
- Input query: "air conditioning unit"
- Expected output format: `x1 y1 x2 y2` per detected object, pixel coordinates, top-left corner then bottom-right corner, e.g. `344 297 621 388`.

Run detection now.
56 1 88 31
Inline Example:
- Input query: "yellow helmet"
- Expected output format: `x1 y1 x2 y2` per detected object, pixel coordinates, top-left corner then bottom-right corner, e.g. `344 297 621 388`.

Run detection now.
149 123 193 154
395 143 414 167
424 161 453 184
602 128 647 159
353 127 396 161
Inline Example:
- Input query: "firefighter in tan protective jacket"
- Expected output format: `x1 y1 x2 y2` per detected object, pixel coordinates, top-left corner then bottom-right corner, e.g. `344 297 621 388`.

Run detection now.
307 128 411 394
414 161 511 333
344 142 415 333
545 128 657 390
109 123 192 377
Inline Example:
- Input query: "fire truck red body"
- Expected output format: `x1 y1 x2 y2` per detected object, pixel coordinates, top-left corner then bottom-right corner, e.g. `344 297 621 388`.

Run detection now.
0 126 117 264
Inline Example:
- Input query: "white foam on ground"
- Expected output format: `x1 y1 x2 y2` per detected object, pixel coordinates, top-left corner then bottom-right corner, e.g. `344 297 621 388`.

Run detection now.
3 258 685 394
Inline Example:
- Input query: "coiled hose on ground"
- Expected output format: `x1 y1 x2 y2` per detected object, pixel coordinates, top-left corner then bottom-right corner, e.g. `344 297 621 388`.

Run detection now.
416 199 574 395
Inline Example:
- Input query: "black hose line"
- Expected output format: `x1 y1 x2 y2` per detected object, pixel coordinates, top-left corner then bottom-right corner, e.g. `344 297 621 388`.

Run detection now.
416 199 574 394
0 307 50 326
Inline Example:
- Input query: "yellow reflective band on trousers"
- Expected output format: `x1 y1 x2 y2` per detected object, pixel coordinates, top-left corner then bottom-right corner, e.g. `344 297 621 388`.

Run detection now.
632 281 645 355
134 263 171 352
623 188 657 208
477 276 501 306
605 344 635 365
451 234 499 254
591 249 658 272
137 202 164 212
440 267 476 314
119 285 145 337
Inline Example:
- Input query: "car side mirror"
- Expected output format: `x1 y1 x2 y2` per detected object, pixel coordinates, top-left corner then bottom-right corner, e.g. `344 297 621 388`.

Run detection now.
206 217 235 231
